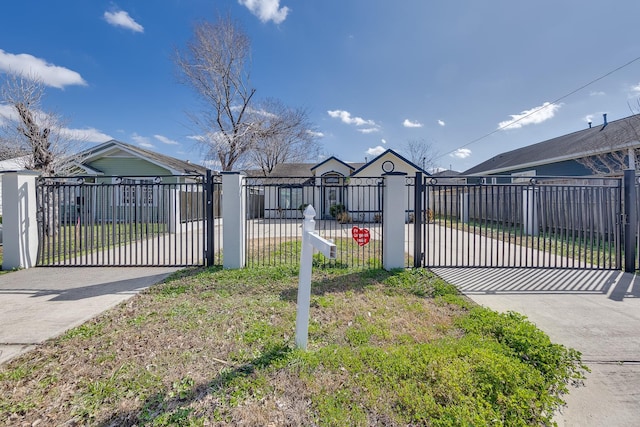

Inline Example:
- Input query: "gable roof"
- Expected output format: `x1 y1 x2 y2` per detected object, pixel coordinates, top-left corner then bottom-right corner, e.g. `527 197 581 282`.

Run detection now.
310 156 356 172
352 149 429 176
268 159 365 177
70 140 209 175
464 114 640 176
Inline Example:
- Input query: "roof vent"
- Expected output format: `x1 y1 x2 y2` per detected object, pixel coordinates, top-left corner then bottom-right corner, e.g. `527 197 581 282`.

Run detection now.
603 113 608 127
588 120 592 128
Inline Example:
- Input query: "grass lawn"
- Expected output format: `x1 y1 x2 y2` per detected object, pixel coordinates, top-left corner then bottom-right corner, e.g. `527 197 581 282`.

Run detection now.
0 266 587 426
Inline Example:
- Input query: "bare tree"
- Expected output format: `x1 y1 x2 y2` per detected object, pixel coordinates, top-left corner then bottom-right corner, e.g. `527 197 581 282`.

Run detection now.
0 73 83 237
0 73 75 175
247 99 320 175
403 138 439 171
174 16 257 171
575 113 640 175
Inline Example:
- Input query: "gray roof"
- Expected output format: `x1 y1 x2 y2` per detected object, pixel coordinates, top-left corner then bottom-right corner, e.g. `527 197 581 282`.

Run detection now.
268 163 316 177
464 114 640 175
75 140 209 175
268 161 365 177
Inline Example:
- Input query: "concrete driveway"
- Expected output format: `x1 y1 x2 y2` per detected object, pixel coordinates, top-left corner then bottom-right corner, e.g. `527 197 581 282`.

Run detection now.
0 266 179 364
432 267 640 427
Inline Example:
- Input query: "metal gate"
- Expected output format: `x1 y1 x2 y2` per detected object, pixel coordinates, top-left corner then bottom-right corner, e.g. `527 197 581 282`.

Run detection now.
243 176 384 269
410 173 622 270
36 172 221 267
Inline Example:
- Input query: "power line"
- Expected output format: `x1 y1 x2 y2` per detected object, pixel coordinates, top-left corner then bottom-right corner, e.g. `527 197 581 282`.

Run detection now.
439 54 640 161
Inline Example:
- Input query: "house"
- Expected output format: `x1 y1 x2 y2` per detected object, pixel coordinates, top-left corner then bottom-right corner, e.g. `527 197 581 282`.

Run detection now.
463 113 640 179
56 139 216 224
259 149 428 220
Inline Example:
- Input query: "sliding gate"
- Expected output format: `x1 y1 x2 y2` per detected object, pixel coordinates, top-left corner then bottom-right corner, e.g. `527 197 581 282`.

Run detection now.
36 172 221 267
410 173 622 270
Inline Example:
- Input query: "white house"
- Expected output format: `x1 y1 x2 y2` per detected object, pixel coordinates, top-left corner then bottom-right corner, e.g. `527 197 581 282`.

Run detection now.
259 149 428 221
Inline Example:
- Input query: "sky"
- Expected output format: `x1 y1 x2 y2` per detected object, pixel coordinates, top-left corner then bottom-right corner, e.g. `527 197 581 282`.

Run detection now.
2 0 640 173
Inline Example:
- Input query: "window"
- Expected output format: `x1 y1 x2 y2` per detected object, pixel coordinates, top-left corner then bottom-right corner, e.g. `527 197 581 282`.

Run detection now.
279 187 303 210
119 178 155 205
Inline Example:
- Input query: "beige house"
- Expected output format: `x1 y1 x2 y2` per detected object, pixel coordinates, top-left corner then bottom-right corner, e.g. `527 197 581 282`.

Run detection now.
260 149 428 220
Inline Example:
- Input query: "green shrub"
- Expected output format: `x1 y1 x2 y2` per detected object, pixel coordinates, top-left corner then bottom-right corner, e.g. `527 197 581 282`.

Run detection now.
329 203 345 218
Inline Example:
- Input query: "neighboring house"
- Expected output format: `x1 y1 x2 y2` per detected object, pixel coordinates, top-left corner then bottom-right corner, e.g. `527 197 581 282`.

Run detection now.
463 113 640 179
260 149 428 220
57 139 215 224
0 155 29 217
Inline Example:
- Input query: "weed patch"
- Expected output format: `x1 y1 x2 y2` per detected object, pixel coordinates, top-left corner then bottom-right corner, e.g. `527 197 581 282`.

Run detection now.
0 266 585 426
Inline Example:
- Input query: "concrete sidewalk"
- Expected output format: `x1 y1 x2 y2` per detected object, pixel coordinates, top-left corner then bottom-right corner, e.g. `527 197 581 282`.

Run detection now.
433 267 640 427
0 266 179 365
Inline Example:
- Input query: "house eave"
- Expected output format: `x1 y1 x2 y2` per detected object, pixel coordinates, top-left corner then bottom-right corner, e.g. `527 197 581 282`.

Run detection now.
466 140 640 176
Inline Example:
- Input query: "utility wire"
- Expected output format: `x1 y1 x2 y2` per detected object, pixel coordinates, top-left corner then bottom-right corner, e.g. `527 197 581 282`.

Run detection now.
438 54 640 161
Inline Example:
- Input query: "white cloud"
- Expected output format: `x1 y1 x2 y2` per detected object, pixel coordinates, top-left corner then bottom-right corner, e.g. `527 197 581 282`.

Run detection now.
307 130 324 138
498 102 561 130
381 139 387 144
438 119 446 127
238 0 290 24
0 103 110 142
0 103 17 125
630 83 640 97
104 10 144 33
154 134 180 145
187 135 205 142
366 146 386 156
450 148 471 159
0 49 87 89
403 119 423 128
131 133 153 148
590 90 606 97
358 127 379 134
60 127 113 143
327 109 377 127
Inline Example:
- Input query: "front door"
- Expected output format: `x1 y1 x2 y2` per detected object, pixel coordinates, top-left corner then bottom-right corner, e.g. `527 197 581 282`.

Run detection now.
323 186 341 218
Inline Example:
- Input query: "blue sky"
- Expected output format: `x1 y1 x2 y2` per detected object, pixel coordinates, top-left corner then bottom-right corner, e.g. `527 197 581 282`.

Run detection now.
2 0 640 172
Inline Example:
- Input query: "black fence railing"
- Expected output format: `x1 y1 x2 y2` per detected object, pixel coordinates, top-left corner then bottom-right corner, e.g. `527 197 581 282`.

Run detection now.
36 174 221 267
409 174 622 270
243 176 384 269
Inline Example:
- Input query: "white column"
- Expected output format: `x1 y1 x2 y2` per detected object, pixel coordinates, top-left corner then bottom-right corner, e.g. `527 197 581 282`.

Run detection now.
168 186 181 233
523 187 539 236
459 192 469 223
383 172 407 270
2 171 40 270
222 172 246 269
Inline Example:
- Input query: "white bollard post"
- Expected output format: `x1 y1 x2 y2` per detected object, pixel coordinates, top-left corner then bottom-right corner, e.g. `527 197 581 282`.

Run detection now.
295 205 336 350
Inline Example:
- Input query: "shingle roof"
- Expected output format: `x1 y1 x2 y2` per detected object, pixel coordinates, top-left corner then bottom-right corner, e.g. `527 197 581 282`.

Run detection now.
268 162 315 177
75 140 209 175
463 114 640 175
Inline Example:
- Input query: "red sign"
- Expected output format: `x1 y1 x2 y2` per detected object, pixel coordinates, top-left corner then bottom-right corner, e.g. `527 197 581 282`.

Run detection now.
351 226 370 246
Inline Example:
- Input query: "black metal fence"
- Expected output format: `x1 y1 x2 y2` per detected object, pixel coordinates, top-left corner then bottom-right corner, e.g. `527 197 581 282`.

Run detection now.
36 174 221 267
243 176 384 269
409 174 622 270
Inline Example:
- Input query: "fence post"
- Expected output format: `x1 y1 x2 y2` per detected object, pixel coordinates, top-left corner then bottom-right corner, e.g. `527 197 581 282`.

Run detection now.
413 172 423 268
222 172 246 269
459 192 469 223
2 171 40 270
205 169 215 266
623 169 636 272
295 205 336 350
383 172 407 270
523 186 539 236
